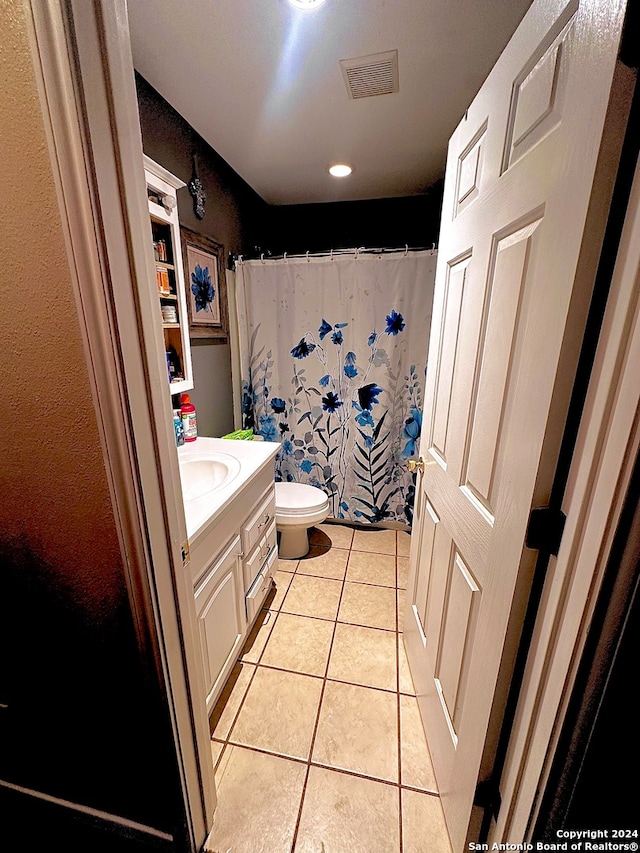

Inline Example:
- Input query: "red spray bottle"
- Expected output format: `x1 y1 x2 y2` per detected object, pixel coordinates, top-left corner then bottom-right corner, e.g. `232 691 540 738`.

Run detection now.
180 393 197 442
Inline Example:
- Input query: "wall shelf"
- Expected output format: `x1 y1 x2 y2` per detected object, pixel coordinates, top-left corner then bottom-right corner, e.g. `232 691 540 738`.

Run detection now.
144 155 193 396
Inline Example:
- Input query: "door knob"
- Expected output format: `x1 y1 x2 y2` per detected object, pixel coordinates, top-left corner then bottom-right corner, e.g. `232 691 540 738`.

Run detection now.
407 456 425 473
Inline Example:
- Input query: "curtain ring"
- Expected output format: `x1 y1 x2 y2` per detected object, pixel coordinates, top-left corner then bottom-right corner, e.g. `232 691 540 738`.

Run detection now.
238 255 243 264
284 252 287 263
432 243 436 253
306 251 310 262
261 253 265 264
405 244 409 256
330 248 334 261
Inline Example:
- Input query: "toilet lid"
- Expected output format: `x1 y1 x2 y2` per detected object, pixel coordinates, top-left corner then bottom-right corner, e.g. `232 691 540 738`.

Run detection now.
275 482 329 516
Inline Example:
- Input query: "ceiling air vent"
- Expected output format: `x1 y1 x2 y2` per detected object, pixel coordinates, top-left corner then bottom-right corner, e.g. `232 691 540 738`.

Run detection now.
340 50 399 100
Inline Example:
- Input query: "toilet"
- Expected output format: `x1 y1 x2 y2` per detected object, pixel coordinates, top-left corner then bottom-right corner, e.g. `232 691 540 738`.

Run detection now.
275 482 330 559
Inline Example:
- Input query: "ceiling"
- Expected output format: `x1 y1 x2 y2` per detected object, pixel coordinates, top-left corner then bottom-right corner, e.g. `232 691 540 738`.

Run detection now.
127 0 533 206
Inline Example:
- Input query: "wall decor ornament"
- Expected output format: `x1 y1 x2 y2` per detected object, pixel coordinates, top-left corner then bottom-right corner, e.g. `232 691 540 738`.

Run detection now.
188 154 206 219
181 226 229 341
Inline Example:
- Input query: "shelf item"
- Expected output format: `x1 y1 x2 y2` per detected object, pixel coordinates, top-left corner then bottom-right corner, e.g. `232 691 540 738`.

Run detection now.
144 155 193 396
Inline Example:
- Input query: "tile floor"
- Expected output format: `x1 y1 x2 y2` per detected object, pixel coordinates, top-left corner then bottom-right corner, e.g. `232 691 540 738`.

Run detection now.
205 524 453 853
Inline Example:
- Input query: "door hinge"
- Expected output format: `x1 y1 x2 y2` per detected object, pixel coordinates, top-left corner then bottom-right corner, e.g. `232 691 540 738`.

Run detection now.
181 540 190 569
526 506 566 556
474 778 502 820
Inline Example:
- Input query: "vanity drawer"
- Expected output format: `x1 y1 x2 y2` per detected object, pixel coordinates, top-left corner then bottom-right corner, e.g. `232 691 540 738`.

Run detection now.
242 488 276 556
243 519 276 592
245 545 277 624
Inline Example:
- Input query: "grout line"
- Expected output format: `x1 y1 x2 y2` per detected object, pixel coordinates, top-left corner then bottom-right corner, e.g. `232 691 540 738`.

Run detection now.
240 608 278 667
292 571 348 582
222 740 308 768
252 659 399 694
215 739 440 797
341 576 398 590
267 610 336 625
396 535 404 853
290 767 311 852
210 525 421 851
289 553 348 852
307 760 400 789
215 666 257 749
213 608 279 746
251 662 325 681
221 738 431 795
400 782 442 797
278 607 397 632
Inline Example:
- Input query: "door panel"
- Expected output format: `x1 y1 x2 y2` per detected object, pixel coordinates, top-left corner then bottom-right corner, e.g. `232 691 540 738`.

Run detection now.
404 0 629 849
463 217 543 510
413 498 440 634
431 255 471 466
455 123 487 217
436 550 481 736
504 13 573 171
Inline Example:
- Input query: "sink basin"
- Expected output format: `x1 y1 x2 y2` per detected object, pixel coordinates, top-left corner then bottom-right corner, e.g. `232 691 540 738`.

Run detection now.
179 452 241 501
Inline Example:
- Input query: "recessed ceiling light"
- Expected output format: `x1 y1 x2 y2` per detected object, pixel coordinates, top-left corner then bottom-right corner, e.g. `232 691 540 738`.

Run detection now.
288 0 327 9
328 163 354 178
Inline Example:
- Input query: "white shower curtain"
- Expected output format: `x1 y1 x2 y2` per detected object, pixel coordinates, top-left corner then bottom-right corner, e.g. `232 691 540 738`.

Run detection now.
236 251 436 526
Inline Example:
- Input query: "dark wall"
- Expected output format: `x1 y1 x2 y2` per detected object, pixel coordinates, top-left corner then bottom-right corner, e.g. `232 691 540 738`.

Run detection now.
136 74 269 437
256 183 444 258
135 74 268 260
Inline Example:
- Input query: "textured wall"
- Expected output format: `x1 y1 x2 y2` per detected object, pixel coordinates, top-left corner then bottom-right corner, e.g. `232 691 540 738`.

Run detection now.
0 2 180 842
0 0 123 613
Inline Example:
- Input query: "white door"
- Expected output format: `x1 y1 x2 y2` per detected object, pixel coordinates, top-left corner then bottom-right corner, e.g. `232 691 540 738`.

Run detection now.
403 0 629 849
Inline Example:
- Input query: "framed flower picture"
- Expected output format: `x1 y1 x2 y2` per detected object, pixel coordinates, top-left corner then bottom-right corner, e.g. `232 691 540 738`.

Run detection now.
180 226 228 341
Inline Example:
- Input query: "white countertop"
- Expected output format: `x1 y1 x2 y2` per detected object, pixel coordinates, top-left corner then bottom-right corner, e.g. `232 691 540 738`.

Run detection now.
178 436 280 542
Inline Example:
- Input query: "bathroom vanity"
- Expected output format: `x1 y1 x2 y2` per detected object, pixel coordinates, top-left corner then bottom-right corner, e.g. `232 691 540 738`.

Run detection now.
178 437 280 713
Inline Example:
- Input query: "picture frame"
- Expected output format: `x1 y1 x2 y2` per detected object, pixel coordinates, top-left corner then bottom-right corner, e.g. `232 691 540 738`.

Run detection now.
180 226 228 341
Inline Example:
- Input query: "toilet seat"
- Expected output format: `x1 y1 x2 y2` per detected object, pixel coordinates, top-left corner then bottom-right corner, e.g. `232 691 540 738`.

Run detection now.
274 482 330 559
275 482 329 516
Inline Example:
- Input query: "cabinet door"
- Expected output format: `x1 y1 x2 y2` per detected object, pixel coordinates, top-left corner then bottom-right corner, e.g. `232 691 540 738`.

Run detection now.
194 535 246 710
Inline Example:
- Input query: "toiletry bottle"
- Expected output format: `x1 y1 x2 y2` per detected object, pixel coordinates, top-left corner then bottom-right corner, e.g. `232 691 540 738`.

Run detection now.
167 344 182 379
173 409 185 446
180 393 197 442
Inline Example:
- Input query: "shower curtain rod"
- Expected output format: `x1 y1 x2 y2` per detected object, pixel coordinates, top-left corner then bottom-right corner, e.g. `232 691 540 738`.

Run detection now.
232 243 437 266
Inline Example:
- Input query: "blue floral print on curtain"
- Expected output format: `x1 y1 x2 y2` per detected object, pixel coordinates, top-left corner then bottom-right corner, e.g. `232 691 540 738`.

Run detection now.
237 252 436 527
243 312 424 525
